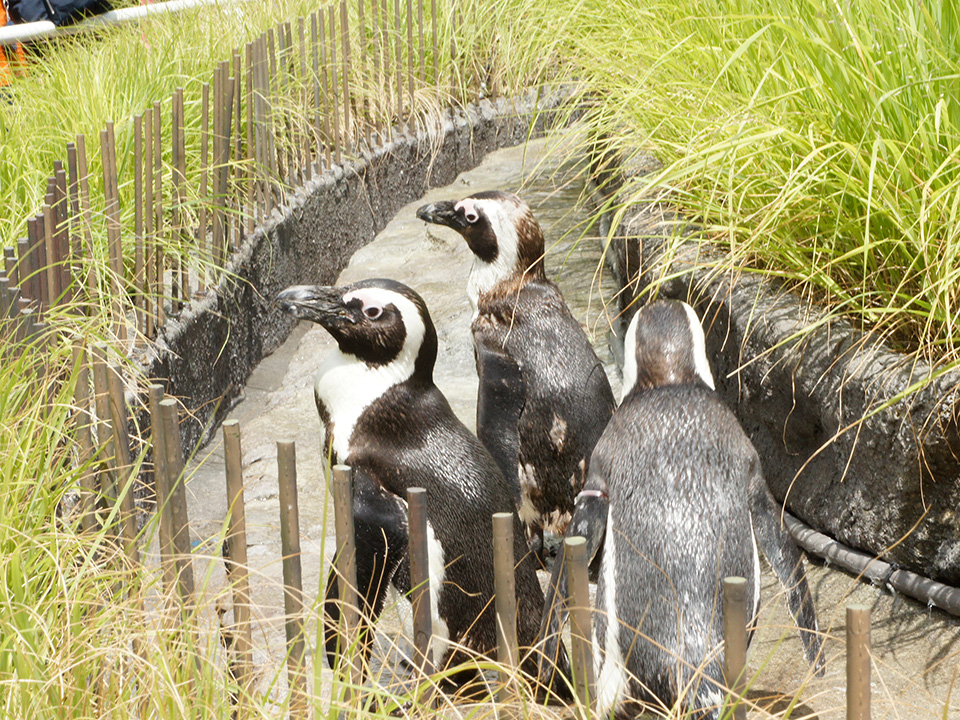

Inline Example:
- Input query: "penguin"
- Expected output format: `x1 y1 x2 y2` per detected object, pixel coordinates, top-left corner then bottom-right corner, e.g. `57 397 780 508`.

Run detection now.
537 300 824 719
276 278 569 694
415 191 616 562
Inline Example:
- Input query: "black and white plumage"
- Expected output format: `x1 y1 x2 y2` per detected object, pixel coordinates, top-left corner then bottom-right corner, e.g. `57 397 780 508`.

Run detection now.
416 191 616 558
276 278 567 690
538 300 824 719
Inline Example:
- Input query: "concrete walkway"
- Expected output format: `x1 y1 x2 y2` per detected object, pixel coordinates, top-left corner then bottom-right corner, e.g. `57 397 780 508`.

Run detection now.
175 132 960 718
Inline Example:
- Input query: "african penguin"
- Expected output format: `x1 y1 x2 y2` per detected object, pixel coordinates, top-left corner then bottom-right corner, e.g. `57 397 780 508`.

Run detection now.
537 300 824 719
276 278 569 694
416 191 616 562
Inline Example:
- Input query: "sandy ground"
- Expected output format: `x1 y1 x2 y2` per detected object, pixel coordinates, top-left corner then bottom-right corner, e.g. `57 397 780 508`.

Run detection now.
166 133 960 719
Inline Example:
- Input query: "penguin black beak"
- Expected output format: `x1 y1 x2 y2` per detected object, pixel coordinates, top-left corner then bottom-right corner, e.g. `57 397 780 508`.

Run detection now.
276 285 353 327
416 200 467 231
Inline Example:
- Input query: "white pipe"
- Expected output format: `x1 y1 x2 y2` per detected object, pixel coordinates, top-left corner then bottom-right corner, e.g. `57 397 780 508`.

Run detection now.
0 0 229 46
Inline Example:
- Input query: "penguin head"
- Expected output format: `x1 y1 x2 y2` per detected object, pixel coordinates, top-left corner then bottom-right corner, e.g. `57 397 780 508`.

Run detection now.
620 300 715 400
276 278 438 381
416 191 546 294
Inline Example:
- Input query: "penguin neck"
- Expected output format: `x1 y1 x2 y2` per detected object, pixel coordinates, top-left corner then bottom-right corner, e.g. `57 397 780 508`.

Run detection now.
467 256 546 315
314 347 428 462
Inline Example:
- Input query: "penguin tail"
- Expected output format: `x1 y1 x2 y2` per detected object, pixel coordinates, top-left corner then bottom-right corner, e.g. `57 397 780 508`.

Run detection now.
749 474 826 676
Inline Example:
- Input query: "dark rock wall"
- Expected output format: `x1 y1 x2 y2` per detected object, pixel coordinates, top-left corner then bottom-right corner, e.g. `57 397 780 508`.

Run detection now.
138 91 569 463
610 195 960 587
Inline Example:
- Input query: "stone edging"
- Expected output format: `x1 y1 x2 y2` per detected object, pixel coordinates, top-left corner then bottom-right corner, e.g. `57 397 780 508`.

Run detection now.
135 89 574 457
602 163 960 591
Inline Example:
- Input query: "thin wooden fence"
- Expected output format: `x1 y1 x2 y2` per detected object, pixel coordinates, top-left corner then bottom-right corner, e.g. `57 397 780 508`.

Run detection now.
1 0 461 349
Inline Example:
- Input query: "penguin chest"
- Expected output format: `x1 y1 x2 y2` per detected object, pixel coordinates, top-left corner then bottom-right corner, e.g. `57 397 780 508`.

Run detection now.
313 350 407 462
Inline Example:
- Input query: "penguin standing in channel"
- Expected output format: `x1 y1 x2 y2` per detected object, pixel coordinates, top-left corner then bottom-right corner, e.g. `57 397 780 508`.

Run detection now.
537 300 824 719
416 191 616 560
276 278 569 693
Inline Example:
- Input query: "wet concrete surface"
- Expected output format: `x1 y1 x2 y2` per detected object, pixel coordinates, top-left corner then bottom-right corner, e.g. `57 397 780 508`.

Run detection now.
171 132 960 718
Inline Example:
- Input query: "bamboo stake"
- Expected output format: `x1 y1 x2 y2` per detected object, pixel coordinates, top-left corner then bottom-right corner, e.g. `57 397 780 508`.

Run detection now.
153 101 165 328
299 17 311 180
66 142 81 262
358 0 371 148
244 42 259 235
407 486 434 704
73 343 97 533
340 0 352 151
199 83 210 290
406 0 414 113
160 398 195 606
566 535 594 710
723 576 747 720
310 13 321 171
177 87 189 304
101 124 126 341
54 164 70 298
328 7 341 164
27 216 45 309
332 465 360 690
42 203 58 307
492 512 518 700
277 440 307 718
320 13 333 167
107 361 139 566
430 0 437 84
144 107 155 337
3 247 15 286
148 384 176 592
371 0 382 136
417 0 424 84
233 48 242 249
222 420 253 687
90 345 118 528
267 29 279 205
134 114 145 335
76 134 96 303
394 0 402 120
847 605 871 720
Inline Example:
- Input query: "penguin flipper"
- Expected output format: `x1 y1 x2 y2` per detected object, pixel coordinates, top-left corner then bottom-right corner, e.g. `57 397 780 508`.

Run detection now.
536 486 608 691
323 469 409 672
748 466 825 676
474 338 526 506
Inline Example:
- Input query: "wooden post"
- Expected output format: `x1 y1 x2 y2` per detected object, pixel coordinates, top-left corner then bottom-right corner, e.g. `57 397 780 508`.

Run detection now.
393 0 402 120
100 124 126 341
199 83 210 290
328 7 342 165
134 114 145 335
76 134 96 303
160 398 195 606
153 101 165 329
277 440 308 718
566 536 594 711
90 344 118 522
54 164 70 298
492 512 518 700
340 0 352 150
107 362 139 566
430 0 437 84
66 142 81 264
143 107 155 336
723 576 747 720
331 464 360 685
26 217 44 309
222 420 253 686
245 41 255 234
406 0 414 117
148 385 176 591
72 343 98 533
847 604 871 720
407 486 434 700
42 202 59 307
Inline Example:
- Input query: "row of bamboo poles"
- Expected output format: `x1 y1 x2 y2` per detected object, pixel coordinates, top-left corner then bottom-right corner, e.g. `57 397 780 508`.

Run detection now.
0 0 460 347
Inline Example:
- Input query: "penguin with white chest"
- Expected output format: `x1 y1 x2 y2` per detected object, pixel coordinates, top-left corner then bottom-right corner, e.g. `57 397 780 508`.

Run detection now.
416 191 616 560
276 278 569 692
538 300 824 719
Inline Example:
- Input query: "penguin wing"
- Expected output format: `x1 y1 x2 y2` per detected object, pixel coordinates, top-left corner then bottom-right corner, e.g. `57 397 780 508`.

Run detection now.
474 335 526 507
748 463 825 675
323 467 408 670
536 485 608 689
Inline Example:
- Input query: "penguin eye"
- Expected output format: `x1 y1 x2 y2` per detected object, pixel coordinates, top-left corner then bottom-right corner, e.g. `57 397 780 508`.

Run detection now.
362 305 383 320
464 208 479 223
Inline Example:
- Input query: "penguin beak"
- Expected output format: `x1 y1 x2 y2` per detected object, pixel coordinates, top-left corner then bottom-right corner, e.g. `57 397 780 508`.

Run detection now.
416 200 467 231
276 285 354 327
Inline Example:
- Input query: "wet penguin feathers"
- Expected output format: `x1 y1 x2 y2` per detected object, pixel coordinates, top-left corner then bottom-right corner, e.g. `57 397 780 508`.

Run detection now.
277 277 570 694
417 192 616 557
539 300 823 719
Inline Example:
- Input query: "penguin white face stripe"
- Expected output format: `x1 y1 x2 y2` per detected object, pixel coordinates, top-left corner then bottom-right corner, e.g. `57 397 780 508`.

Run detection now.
462 198 523 310
620 307 641 401
315 287 427 461
682 302 715 390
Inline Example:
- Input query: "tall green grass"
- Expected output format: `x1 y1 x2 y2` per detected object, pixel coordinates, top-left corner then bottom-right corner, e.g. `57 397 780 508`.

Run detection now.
498 0 960 361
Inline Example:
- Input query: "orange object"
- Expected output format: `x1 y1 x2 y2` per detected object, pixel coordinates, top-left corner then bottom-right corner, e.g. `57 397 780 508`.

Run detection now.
1 3 28 87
